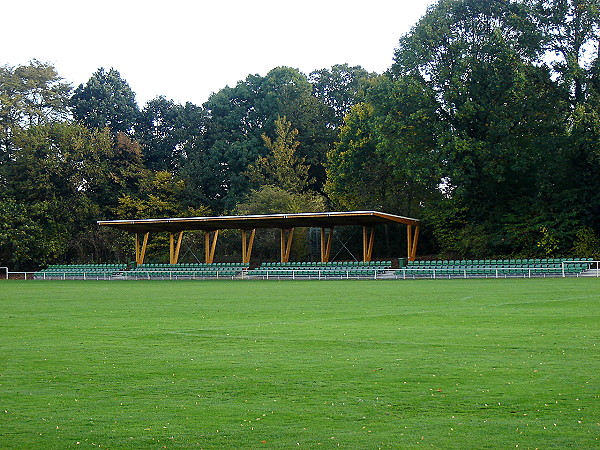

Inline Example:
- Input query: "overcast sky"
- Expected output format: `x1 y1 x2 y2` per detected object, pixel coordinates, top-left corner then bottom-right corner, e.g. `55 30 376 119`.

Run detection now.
4 0 437 106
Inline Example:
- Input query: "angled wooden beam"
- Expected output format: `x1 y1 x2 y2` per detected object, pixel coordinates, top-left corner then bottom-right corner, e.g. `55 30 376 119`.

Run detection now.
169 232 175 264
204 230 219 264
136 232 149 265
169 231 184 264
408 224 419 261
175 231 184 263
407 224 412 261
320 227 334 263
241 229 256 265
280 228 294 263
362 226 375 262
135 233 140 263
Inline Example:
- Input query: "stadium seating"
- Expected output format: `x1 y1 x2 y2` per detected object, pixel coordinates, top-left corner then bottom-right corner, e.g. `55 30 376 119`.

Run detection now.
246 261 393 279
31 259 594 280
125 262 248 279
400 258 593 278
34 264 127 279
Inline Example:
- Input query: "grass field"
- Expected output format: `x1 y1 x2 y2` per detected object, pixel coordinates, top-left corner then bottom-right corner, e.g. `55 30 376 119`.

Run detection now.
0 279 598 449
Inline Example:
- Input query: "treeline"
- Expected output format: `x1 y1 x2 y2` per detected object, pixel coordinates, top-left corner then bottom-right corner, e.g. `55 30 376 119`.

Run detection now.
2 0 600 269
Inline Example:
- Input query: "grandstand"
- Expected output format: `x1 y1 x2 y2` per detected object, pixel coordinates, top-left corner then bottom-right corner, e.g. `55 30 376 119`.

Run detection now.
21 211 597 281
29 258 596 280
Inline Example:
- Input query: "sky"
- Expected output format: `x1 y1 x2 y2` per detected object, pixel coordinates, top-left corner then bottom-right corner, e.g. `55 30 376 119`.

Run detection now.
4 0 437 106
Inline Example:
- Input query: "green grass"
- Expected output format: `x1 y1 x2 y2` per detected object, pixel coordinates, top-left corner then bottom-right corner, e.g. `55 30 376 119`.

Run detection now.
1 279 598 449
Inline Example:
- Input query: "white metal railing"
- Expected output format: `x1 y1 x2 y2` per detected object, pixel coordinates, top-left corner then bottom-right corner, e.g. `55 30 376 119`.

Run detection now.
121 270 239 280
4 270 38 280
8 271 115 280
242 268 389 280
561 260 600 277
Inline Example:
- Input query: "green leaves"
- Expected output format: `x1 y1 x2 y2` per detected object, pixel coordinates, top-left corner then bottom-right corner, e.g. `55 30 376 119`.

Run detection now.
248 116 311 193
70 68 139 134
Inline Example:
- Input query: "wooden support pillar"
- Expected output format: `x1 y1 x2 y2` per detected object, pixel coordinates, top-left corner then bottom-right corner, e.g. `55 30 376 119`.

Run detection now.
320 227 333 263
241 229 256 265
169 231 184 264
135 232 149 265
407 224 420 262
280 228 294 263
362 226 375 262
204 230 219 264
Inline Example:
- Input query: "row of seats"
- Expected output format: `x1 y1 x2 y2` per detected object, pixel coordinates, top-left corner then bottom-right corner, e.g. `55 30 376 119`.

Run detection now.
35 264 127 278
401 266 586 276
406 258 592 267
127 263 248 279
126 270 242 278
260 260 392 267
247 261 393 278
248 269 381 278
43 264 126 270
137 262 246 268
401 258 592 277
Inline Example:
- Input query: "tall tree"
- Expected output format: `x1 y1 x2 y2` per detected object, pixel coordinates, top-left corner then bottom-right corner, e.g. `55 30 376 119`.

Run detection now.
309 64 375 128
325 75 442 217
137 96 206 172
182 67 333 212
248 116 311 193
0 198 69 270
0 60 71 156
528 0 600 105
70 68 140 134
383 0 571 256
525 0 600 244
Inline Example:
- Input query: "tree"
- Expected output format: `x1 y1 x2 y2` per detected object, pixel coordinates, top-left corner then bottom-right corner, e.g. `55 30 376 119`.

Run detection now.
236 184 327 216
0 60 71 156
384 0 571 256
528 0 600 105
525 0 600 246
326 74 442 217
137 96 206 172
1 121 150 267
7 123 145 213
70 68 140 134
0 198 68 270
182 67 334 211
325 102 383 210
309 64 375 128
114 170 210 262
7 122 114 203
115 170 186 220
247 116 311 193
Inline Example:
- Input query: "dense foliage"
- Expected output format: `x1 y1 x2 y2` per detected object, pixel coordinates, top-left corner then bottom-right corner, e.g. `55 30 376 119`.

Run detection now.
1 0 599 268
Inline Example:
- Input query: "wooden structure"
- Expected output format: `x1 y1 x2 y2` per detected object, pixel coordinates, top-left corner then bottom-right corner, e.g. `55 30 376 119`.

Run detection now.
97 211 420 265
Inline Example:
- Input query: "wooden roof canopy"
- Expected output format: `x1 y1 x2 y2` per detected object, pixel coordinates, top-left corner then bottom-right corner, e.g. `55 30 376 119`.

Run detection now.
97 211 419 233
97 211 420 264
